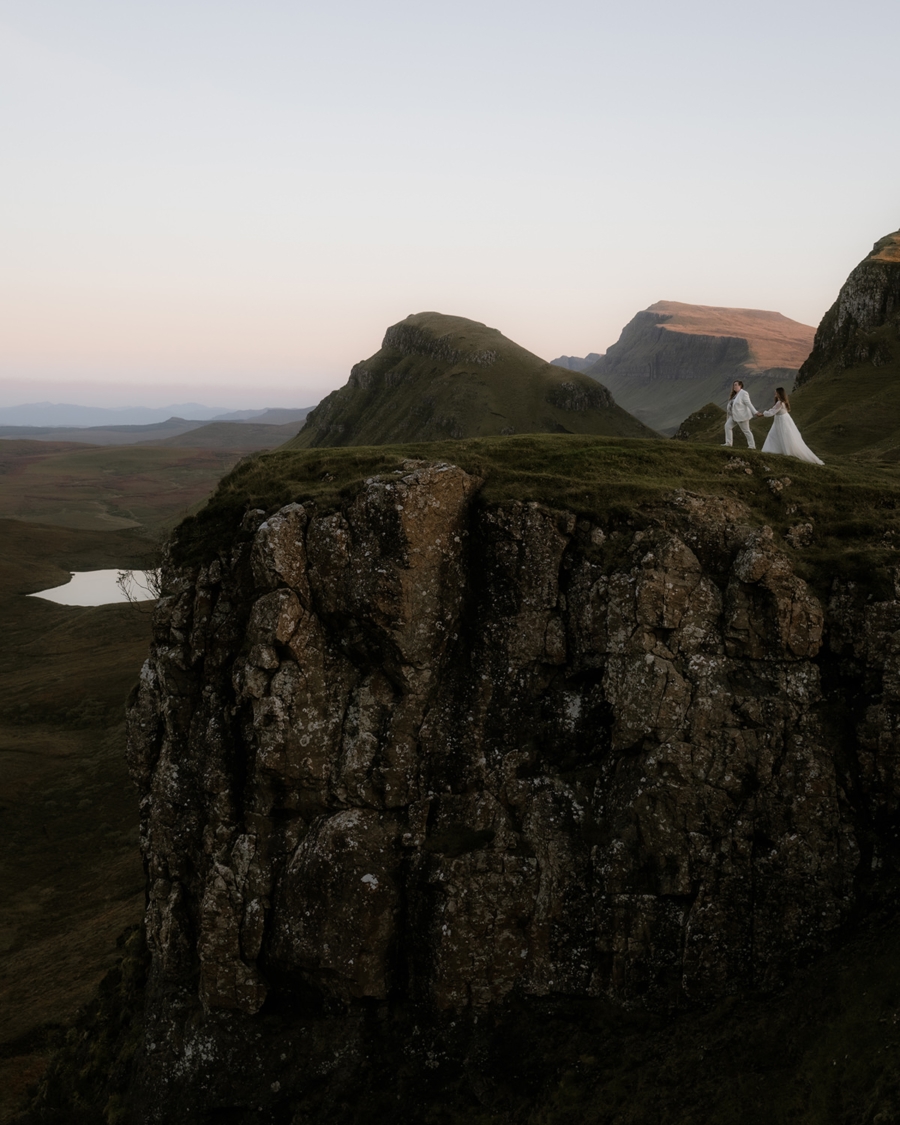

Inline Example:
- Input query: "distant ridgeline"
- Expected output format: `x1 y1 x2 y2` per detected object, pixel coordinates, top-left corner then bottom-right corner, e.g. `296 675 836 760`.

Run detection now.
557 302 815 435
549 351 602 372
290 311 655 448
785 229 900 458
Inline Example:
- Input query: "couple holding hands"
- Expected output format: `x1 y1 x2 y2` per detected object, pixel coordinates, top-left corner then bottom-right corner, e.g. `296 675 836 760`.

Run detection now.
724 381 823 465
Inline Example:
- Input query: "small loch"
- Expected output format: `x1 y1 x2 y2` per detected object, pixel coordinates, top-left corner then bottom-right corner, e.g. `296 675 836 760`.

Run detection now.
28 569 159 607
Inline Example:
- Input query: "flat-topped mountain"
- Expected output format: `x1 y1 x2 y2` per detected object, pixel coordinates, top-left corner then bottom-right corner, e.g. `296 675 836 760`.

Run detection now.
291 312 655 447
584 301 815 434
786 230 900 457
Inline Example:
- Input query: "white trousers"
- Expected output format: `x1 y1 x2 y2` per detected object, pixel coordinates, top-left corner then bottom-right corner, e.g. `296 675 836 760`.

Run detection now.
724 417 755 449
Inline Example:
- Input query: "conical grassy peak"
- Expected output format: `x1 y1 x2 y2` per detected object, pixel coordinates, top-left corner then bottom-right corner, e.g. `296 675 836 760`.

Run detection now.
290 312 656 448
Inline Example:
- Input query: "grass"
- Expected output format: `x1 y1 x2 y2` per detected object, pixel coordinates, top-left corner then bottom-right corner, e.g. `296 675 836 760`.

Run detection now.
171 432 900 601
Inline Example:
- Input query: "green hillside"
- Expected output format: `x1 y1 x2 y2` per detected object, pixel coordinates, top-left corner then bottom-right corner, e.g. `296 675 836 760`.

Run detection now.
673 401 729 444
599 366 797 436
289 312 656 448
791 339 900 460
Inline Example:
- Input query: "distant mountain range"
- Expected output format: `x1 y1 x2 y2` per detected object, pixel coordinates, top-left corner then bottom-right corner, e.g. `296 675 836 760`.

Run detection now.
290 312 655 448
0 406 312 446
555 302 815 434
0 403 311 428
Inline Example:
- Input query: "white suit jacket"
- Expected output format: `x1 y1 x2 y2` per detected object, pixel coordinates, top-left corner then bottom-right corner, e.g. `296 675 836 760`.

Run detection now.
728 389 757 423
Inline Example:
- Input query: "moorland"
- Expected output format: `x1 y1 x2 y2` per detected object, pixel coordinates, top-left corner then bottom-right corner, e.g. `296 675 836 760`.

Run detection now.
0 432 304 1123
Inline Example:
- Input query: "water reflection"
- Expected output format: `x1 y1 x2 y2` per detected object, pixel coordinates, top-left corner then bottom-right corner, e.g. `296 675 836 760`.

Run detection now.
28 569 159 607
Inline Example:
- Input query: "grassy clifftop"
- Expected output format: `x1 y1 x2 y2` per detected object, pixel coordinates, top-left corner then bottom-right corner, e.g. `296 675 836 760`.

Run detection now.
290 312 655 447
172 433 900 601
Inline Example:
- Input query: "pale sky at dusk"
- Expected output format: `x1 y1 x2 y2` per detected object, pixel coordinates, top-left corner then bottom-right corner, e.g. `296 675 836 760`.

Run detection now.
1 0 897 409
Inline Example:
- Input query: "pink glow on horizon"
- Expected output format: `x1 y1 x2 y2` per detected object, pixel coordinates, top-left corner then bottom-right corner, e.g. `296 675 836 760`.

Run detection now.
0 0 897 410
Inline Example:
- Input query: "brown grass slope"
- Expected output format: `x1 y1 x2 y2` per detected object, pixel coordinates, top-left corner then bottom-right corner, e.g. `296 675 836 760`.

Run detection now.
290 312 656 448
586 301 814 435
644 301 815 369
788 229 900 459
147 419 304 451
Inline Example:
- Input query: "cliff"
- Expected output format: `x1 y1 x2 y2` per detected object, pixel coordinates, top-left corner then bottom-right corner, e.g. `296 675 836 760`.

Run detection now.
586 302 815 434
784 230 900 458
797 230 900 387
29 434 900 1123
291 312 655 446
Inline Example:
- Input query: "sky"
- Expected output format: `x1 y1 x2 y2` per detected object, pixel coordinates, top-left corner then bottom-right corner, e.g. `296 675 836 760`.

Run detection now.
0 0 898 410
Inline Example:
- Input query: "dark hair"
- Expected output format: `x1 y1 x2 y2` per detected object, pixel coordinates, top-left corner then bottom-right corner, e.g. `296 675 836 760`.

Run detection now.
729 380 744 401
775 386 791 412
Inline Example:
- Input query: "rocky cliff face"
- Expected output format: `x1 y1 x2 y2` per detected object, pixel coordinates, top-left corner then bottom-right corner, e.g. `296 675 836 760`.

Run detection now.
796 230 900 386
121 458 900 1121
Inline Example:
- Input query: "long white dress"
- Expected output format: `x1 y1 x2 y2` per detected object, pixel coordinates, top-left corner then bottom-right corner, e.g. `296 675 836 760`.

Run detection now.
761 402 823 465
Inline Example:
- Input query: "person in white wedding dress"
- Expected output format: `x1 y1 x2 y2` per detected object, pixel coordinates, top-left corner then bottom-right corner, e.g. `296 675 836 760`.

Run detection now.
755 387 824 465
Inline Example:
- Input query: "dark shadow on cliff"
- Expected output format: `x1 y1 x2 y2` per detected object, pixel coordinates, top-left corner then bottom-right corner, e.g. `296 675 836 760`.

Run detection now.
18 904 900 1125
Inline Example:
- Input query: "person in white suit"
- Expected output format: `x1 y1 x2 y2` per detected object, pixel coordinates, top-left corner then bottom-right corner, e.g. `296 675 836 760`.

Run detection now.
724 380 758 449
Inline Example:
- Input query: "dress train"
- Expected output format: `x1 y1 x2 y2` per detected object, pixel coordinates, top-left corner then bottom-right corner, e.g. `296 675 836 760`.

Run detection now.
761 406 823 465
